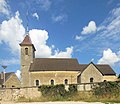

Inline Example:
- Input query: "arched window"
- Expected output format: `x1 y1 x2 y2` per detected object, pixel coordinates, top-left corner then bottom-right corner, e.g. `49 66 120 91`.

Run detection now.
36 80 39 86
25 48 28 55
51 79 54 85
64 79 68 85
90 77 94 83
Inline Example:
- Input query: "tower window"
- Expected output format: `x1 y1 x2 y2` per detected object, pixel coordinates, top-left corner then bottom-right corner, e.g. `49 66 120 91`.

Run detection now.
64 79 68 85
90 77 94 83
51 79 54 85
35 80 39 86
25 48 28 55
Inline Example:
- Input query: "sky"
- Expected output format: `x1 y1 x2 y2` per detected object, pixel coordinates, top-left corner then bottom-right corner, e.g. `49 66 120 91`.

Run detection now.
0 0 120 78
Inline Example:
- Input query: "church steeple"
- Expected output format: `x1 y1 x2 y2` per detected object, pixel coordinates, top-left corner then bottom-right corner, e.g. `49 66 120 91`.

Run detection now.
20 35 36 51
19 35 35 87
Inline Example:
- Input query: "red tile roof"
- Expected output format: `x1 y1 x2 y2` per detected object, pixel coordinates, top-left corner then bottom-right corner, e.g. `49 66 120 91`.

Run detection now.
20 35 36 51
20 35 32 45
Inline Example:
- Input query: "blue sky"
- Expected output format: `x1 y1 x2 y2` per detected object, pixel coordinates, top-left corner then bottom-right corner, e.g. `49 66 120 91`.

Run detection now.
0 0 120 78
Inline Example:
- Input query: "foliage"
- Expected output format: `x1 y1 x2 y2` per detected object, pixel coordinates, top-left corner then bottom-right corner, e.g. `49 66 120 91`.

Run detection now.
38 84 66 97
68 84 77 93
93 81 120 98
38 84 78 99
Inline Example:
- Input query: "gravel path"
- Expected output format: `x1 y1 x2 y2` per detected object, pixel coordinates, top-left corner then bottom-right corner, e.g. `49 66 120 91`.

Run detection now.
0 101 104 104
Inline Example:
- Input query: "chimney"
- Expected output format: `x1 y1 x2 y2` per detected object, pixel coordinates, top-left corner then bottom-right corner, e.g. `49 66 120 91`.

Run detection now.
1 72 4 79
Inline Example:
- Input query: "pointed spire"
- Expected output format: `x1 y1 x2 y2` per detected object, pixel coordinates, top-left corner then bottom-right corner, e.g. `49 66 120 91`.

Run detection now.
20 35 32 45
19 35 36 51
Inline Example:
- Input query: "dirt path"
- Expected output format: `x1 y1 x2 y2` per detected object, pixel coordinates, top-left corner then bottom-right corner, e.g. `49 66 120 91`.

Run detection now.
0 101 104 104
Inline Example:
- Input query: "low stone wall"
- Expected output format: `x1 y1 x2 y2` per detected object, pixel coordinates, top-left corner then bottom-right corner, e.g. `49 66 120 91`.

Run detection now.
77 83 97 91
0 87 41 101
0 83 98 101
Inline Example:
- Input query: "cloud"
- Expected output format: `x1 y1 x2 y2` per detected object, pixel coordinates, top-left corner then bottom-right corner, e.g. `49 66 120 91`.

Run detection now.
98 48 120 65
75 35 86 41
81 21 97 35
0 58 20 65
15 70 21 79
75 7 120 54
0 10 73 60
0 0 10 15
96 7 120 41
52 14 67 23
29 29 73 58
0 11 25 53
29 29 52 58
52 47 73 58
36 0 52 11
32 13 39 20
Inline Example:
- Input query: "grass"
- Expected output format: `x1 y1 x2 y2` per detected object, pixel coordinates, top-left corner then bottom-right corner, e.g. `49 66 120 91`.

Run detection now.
17 91 120 103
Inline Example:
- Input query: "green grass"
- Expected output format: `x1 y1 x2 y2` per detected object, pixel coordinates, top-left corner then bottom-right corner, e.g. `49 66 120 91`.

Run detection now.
17 92 120 103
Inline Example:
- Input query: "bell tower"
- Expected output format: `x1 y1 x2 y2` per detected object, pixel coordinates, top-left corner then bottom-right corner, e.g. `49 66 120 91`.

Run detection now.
19 35 36 87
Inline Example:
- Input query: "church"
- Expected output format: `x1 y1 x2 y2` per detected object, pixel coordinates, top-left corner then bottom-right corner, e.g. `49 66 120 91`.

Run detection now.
19 35 117 87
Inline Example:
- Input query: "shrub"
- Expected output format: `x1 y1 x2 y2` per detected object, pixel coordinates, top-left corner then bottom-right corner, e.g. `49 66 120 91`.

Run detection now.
93 81 120 98
38 84 67 97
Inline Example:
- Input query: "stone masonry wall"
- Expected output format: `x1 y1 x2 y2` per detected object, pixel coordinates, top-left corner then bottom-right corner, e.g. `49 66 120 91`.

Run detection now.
5 74 20 88
80 64 103 83
30 71 79 86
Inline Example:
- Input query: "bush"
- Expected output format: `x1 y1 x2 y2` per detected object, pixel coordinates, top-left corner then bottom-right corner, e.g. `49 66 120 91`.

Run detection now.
93 81 120 98
68 84 77 93
38 84 78 99
38 84 67 97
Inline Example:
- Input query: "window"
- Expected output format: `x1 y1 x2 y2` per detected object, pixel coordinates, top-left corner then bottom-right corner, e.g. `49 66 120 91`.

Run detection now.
51 79 54 85
25 48 28 55
90 77 94 83
36 80 39 86
64 79 68 85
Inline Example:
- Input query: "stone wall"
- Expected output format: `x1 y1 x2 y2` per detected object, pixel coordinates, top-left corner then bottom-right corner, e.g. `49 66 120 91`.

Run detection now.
0 87 41 101
20 45 34 87
5 74 20 88
80 64 103 83
102 75 117 81
30 71 79 86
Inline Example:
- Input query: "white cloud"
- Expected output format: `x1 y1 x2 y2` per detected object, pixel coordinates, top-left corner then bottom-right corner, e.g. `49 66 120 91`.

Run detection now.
0 10 73 59
36 0 52 11
98 48 120 65
32 13 39 20
0 11 25 53
52 14 67 22
52 47 73 58
29 29 52 58
29 29 73 58
81 21 97 35
75 35 85 41
0 58 20 65
15 70 21 79
0 0 10 15
97 7 120 41
75 7 120 54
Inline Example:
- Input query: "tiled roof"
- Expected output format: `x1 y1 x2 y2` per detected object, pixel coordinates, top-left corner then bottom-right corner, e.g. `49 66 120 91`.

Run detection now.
96 64 116 75
19 35 36 51
20 35 32 45
29 58 116 75
79 63 116 75
29 58 80 71
0 72 14 85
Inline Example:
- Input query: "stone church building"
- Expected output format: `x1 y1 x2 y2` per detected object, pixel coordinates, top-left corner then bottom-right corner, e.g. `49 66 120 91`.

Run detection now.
20 35 117 87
